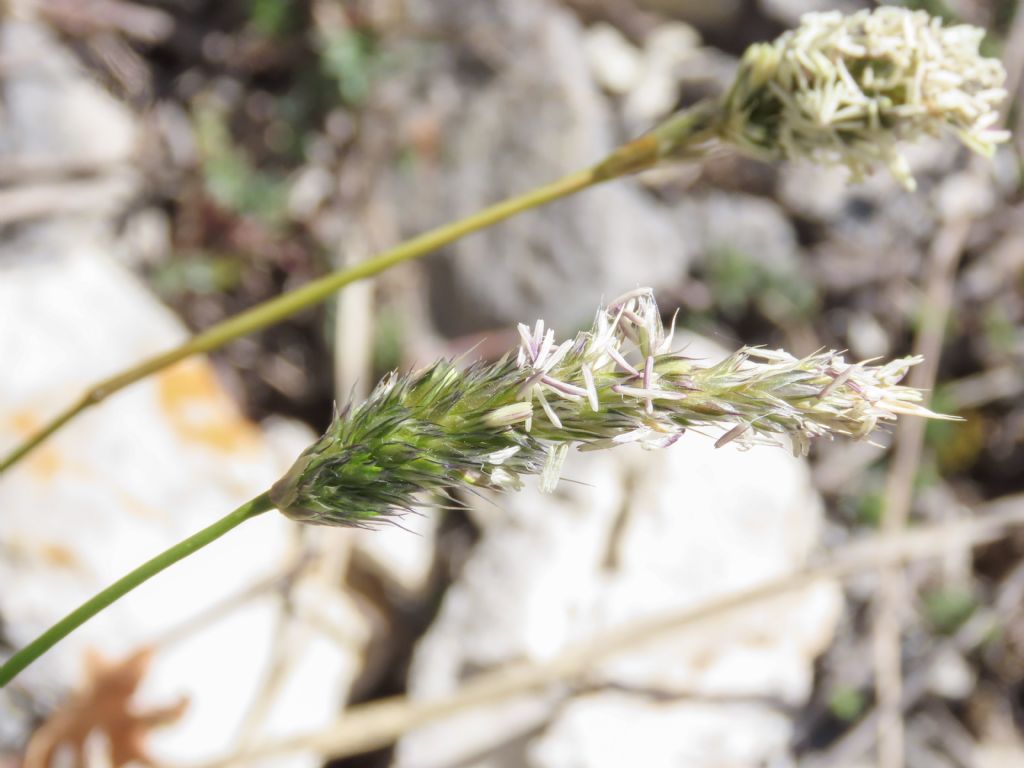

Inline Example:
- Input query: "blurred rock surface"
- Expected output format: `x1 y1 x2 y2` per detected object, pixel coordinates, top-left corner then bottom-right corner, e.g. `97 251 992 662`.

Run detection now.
0 21 138 231
634 0 742 30
758 0 861 26
677 191 799 272
391 0 689 334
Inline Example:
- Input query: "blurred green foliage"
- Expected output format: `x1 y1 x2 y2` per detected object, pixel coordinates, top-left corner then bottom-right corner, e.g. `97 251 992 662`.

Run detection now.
855 489 885 528
923 586 978 635
981 304 1018 355
927 389 987 472
372 305 406 376
705 246 817 323
247 0 296 38
838 459 942 529
194 104 289 225
150 253 243 297
320 28 379 106
828 685 867 722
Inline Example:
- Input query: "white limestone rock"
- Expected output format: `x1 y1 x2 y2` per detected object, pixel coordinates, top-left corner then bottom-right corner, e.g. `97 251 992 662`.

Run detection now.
0 22 137 169
0 248 364 768
584 23 645 96
528 694 793 768
351 511 439 600
623 23 702 129
0 19 139 232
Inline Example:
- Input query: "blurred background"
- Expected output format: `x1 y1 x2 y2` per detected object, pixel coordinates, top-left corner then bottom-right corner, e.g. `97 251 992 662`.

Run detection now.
1 1 1023 767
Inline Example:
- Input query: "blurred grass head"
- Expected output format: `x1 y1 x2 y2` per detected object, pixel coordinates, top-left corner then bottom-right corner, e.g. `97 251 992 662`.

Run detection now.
719 7 1009 188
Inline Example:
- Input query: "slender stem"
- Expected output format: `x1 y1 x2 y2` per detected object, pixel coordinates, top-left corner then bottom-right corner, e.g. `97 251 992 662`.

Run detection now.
0 168 600 474
0 98 724 475
0 492 275 688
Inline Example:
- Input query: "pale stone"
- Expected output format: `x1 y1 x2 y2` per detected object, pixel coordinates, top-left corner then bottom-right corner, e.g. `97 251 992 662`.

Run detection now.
350 511 439 599
584 23 644 95
677 191 800 272
0 20 140 231
288 166 336 222
0 22 137 168
0 249 362 768
927 646 976 700
0 20 366 763
624 23 701 128
778 160 851 221
846 312 892 360
528 694 794 768
399 0 688 334
935 170 997 222
976 742 1024 768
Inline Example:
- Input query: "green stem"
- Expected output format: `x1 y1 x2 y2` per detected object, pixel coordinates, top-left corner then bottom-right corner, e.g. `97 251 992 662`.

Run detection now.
0 492 275 688
0 168 599 474
0 97 724 475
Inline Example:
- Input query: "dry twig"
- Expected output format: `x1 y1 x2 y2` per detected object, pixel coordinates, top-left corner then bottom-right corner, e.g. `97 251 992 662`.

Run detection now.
874 215 973 768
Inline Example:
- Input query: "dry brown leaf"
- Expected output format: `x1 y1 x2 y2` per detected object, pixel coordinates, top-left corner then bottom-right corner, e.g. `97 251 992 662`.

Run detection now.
24 648 187 768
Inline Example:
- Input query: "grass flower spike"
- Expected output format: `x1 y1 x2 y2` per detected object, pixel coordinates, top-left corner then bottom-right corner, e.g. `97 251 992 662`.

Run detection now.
718 7 1008 188
270 290 949 528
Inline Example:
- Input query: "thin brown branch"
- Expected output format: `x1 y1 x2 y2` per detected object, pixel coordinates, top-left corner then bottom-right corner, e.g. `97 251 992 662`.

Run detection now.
874 213 972 768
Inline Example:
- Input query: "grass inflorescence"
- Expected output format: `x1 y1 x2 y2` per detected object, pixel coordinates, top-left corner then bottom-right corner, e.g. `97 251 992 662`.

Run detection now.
270 289 951 527
717 7 1008 188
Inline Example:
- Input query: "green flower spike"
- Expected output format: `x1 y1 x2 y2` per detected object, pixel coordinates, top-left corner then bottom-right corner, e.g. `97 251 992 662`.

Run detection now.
271 289 951 527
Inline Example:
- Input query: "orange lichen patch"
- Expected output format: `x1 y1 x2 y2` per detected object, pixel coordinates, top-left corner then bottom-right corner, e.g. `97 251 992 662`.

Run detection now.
4 409 66 479
28 446 65 481
688 646 717 672
109 484 164 521
3 536 85 572
6 408 41 436
157 359 261 454
40 542 80 569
